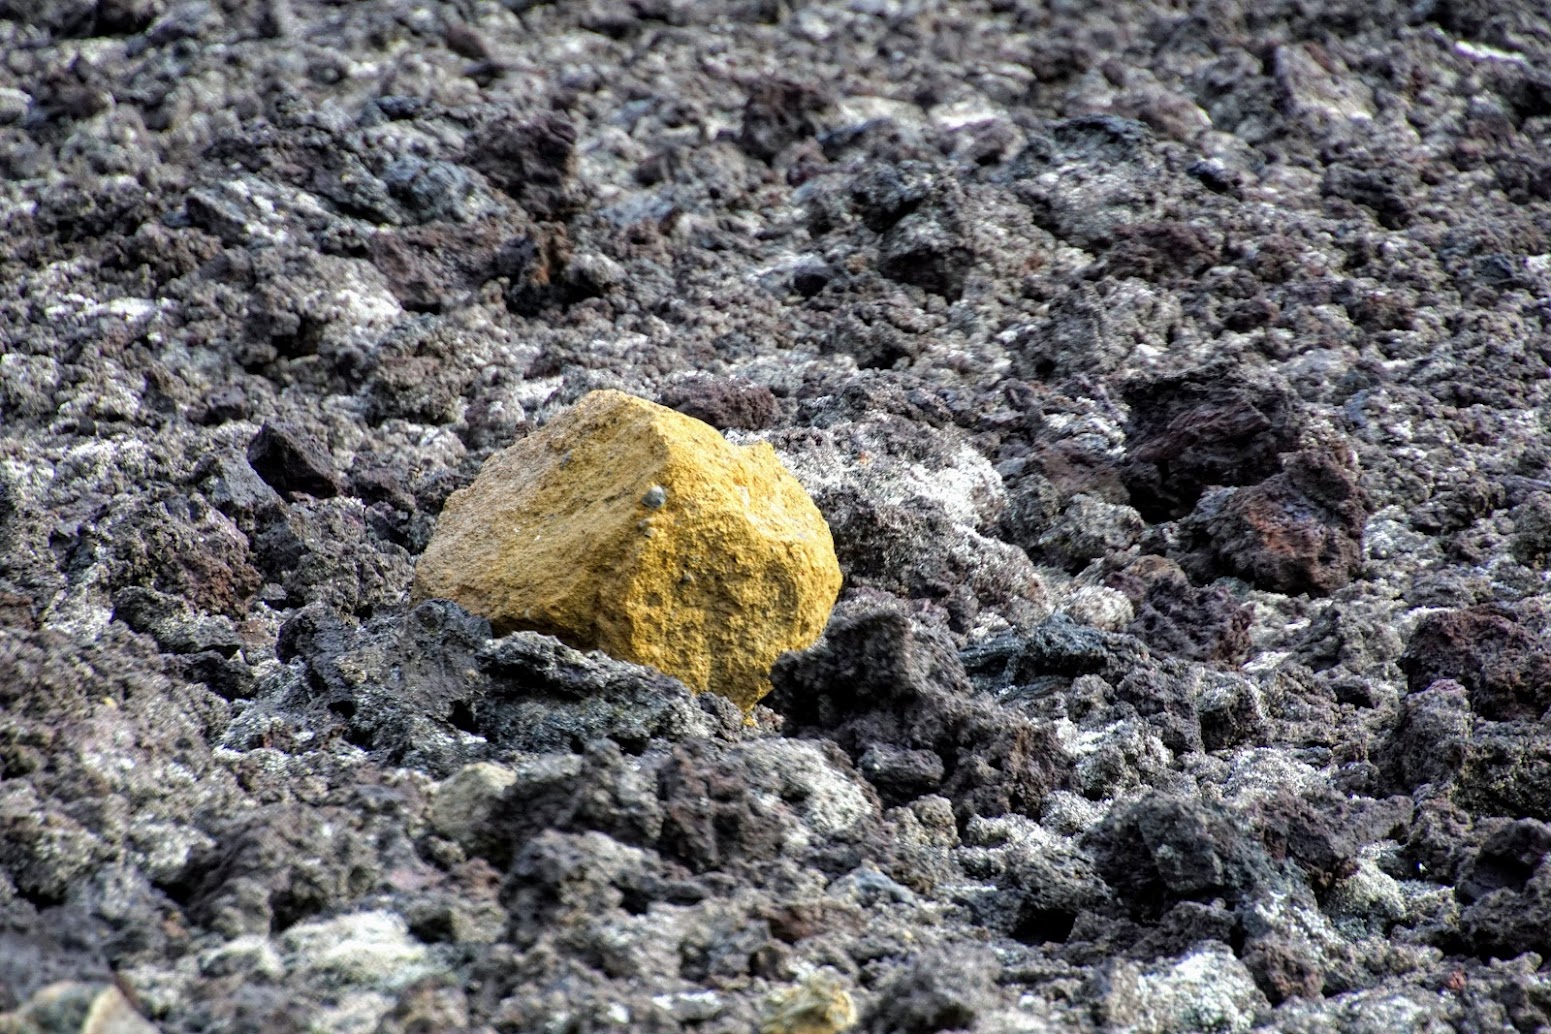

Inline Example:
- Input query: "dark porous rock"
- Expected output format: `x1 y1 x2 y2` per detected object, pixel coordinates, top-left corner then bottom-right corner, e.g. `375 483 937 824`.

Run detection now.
1036 493 1144 572
850 161 937 232
0 801 112 908
191 383 253 426
495 230 623 318
93 494 264 619
1321 163 1416 230
0 921 113 1014
795 373 969 430
111 585 242 656
1119 560 1253 666
790 256 836 297
264 601 725 775
503 829 677 945
1250 789 1407 895
819 305 924 370
877 208 974 301
656 376 778 431
1400 605 1551 721
656 739 790 875
1379 680 1472 792
1008 280 1181 380
1102 220 1222 283
173 649 259 702
954 812 1111 947
1453 725 1551 824
1290 599 1405 674
857 743 945 805
1238 934 1325 1005
739 78 829 163
769 598 1067 823
1194 671 1268 752
194 452 285 530
1454 819 1551 960
1410 472 1506 537
962 613 1145 686
366 215 524 312
817 486 1043 630
367 355 467 426
1509 491 1551 567
657 735 883 877
1089 793 1278 920
269 600 487 768
476 631 732 755
1111 665 1207 757
170 804 385 937
1120 365 1302 522
1403 797 1476 889
348 462 417 514
246 422 342 500
998 465 1063 552
482 740 666 868
1178 445 1368 596
1457 820 1551 907
1128 899 1238 959
379 156 477 225
863 945 1001 1033
466 112 579 220
250 498 414 614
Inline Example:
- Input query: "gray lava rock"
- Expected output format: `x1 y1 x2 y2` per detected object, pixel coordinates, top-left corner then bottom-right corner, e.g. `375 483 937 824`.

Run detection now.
656 376 778 431
7 0 1551 1028
770 598 1067 824
863 946 1001 1033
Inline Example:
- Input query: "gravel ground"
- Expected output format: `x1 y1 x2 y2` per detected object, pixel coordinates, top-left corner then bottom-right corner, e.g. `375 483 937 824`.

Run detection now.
4 0 1551 1031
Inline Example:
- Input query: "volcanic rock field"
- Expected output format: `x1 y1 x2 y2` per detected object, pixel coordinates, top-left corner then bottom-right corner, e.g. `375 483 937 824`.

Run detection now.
4 0 1551 1030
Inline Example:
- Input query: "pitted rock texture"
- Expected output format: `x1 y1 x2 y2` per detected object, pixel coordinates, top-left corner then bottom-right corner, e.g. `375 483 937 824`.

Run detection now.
9 0 1551 1030
413 389 841 711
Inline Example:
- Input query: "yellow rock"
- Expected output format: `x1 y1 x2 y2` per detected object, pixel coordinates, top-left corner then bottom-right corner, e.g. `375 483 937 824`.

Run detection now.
413 389 842 711
760 972 857 1034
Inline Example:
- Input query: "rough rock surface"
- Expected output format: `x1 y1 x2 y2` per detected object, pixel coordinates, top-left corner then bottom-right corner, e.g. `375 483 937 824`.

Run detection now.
5 0 1551 1031
413 389 841 710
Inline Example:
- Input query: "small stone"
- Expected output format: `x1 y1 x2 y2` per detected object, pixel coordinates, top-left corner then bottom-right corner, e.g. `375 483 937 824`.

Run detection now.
246 421 341 499
1179 445 1367 596
413 390 842 710
0 88 32 125
1 981 160 1034
1063 585 1134 631
430 762 519 851
1094 942 1265 1033
760 971 857 1034
281 911 432 990
1399 605 1551 721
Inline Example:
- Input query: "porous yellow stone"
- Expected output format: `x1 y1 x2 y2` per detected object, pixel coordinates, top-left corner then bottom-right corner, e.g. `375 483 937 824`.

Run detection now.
760 972 857 1034
413 389 842 711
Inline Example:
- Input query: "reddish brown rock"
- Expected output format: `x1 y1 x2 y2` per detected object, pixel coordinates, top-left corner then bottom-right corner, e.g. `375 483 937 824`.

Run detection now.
1121 367 1302 521
1400 606 1551 721
656 377 778 431
1181 446 1367 597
